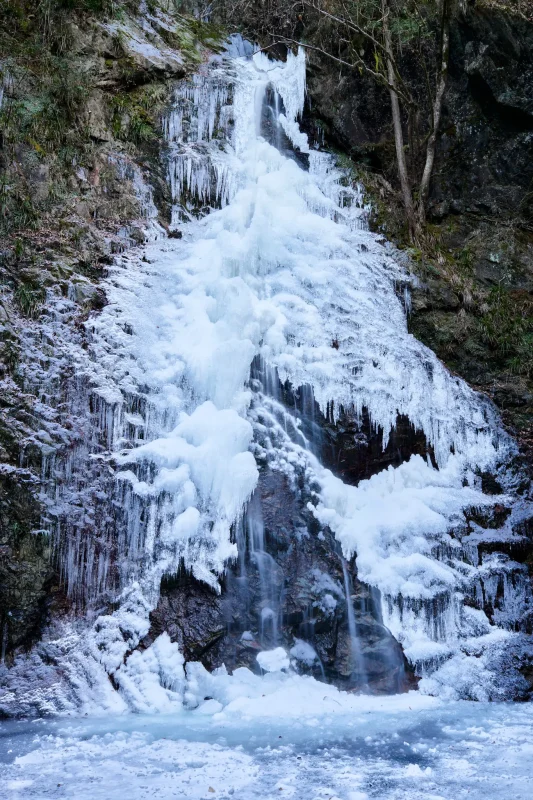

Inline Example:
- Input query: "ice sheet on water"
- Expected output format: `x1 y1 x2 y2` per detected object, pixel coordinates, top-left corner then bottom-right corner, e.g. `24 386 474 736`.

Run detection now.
2 693 533 800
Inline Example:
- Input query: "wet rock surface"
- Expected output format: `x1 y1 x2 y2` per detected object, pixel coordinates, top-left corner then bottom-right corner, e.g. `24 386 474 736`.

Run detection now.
148 465 411 694
321 409 436 485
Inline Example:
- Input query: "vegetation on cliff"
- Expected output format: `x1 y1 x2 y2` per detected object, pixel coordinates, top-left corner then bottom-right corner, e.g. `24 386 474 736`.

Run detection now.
0 0 223 658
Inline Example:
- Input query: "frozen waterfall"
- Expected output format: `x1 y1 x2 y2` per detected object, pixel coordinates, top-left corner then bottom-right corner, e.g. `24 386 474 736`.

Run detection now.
5 38 533 716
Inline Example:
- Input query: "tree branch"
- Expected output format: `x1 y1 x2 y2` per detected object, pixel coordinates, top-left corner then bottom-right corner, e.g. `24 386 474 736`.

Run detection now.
417 0 451 225
265 31 415 107
301 0 387 55
301 0 414 104
381 0 416 239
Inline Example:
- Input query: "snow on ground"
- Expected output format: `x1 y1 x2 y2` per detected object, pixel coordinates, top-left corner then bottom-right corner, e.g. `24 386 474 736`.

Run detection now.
1 681 532 800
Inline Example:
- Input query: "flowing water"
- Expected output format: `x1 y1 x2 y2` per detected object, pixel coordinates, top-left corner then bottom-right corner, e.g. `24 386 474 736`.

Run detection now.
246 491 283 648
341 560 368 689
1 36 532 722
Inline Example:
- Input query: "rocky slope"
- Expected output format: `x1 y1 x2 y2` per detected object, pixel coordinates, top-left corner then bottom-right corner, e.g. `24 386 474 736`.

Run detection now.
302 3 533 466
0 0 222 660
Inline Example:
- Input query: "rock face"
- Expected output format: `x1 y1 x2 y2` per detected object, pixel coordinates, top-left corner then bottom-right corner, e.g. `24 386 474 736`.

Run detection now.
0 475 55 656
303 5 533 464
0 3 218 662
306 7 533 225
147 464 410 694
437 9 533 221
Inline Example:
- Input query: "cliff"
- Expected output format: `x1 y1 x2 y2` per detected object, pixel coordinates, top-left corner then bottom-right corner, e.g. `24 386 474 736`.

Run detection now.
0 0 222 659
299 3 533 466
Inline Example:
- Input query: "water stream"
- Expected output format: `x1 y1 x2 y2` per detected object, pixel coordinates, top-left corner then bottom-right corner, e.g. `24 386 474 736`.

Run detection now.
341 559 368 689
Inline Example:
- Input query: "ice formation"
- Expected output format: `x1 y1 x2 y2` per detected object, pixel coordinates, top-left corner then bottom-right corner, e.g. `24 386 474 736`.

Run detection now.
257 647 291 673
5 36 532 715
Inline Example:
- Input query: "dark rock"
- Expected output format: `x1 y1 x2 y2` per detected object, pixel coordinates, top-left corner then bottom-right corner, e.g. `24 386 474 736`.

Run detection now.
0 473 59 659
322 408 436 485
148 572 225 663
303 7 533 235
149 465 411 693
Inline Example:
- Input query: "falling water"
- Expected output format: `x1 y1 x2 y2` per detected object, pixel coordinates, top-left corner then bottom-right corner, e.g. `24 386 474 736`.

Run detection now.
246 491 283 647
341 560 368 689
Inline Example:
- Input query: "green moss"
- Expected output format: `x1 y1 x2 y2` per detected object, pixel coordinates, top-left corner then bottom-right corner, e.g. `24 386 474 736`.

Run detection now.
0 39 94 235
1 62 90 155
13 282 46 319
151 11 225 60
186 17 226 50
478 286 533 375
112 94 156 143
455 245 475 275
111 82 170 144
0 184 39 235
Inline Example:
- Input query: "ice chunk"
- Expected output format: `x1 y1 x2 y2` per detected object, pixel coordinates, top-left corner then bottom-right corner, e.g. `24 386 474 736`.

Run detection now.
257 648 291 673
290 639 319 666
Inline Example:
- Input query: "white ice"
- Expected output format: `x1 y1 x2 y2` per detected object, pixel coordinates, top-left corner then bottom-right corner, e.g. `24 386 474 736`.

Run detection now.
1 682 532 800
94 46 514 609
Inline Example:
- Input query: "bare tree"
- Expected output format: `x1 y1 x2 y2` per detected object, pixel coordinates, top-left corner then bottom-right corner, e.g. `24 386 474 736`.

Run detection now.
302 0 456 239
417 0 452 228
217 0 458 241
381 0 417 238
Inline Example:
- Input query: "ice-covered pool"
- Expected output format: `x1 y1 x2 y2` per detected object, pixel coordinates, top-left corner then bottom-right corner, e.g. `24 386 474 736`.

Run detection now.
2 687 532 799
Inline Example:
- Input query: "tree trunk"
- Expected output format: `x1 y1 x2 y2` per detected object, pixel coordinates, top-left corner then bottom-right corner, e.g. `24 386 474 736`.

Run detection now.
381 0 416 240
417 0 451 227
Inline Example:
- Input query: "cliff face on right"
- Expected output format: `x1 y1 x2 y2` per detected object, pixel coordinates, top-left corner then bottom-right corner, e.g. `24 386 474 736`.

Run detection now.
303 3 533 469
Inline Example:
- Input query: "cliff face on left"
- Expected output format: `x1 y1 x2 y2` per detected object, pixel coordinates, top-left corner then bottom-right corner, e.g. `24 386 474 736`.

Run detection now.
0 0 220 661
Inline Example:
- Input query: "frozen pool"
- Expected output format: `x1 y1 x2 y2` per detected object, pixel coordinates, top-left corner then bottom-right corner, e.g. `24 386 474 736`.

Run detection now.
1 695 532 799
